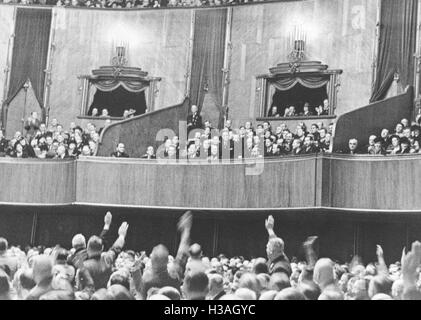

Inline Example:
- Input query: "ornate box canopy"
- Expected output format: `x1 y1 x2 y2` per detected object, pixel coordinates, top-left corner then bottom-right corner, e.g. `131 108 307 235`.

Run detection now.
255 61 343 119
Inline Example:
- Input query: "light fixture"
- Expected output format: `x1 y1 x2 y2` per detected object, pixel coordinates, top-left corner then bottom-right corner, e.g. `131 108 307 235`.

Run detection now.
111 42 129 68
288 24 306 62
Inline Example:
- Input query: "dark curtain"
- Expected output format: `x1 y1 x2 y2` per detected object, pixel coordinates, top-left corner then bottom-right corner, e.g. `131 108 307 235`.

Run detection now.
89 86 147 117
6 8 52 107
190 9 227 129
270 75 330 91
370 0 417 102
270 83 328 115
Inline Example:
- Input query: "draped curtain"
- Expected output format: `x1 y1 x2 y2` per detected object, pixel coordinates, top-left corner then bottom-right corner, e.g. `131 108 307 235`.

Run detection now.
370 0 417 102
5 8 52 108
92 80 149 93
269 75 330 92
190 9 227 129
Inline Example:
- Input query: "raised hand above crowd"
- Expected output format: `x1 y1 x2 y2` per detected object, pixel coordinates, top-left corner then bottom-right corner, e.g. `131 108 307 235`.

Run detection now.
1 212 421 299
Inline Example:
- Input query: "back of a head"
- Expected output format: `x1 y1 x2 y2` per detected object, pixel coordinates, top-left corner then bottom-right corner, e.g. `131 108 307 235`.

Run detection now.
275 288 306 300
189 243 202 260
20 269 36 291
39 290 75 300
253 258 269 274
109 272 130 291
183 272 209 300
269 272 291 291
158 286 181 300
259 290 278 300
33 255 53 284
318 289 344 300
55 248 69 263
313 258 335 288
298 281 321 300
371 293 393 300
256 273 271 291
71 234 86 250
208 274 224 294
235 288 257 300
87 236 103 257
0 238 8 253
107 284 134 300
238 273 260 294
151 244 169 269
369 275 393 298
91 288 110 300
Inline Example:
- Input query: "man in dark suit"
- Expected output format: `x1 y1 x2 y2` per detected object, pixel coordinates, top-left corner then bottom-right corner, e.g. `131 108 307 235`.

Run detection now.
291 139 304 155
219 130 234 160
111 143 129 158
264 215 291 277
187 105 203 134
300 103 314 117
303 136 318 154
268 106 280 118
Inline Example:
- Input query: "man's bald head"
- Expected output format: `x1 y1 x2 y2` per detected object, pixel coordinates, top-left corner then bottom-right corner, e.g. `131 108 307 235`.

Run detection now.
313 258 335 289
71 234 86 250
151 244 169 270
189 243 202 260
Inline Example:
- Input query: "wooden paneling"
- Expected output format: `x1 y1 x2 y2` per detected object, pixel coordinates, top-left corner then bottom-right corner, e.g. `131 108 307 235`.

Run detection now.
96 98 188 158
324 154 421 211
1 154 421 211
333 86 414 152
0 158 75 204
75 156 317 209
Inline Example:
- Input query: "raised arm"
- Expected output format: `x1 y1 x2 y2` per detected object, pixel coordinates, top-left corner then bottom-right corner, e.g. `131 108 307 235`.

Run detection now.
172 211 193 279
111 222 129 251
402 241 421 300
303 236 318 268
375 245 389 276
265 215 277 240
176 211 193 259
99 211 113 249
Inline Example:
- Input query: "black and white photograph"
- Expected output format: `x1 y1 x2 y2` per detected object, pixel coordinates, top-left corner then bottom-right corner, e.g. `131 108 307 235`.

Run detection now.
0 0 420 307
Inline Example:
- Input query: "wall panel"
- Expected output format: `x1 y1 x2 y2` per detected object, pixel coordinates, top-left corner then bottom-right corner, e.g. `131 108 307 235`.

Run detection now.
228 0 378 120
49 7 192 128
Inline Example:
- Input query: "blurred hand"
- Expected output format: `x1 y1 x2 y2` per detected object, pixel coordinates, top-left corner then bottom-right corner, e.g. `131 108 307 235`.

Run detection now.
265 215 274 231
118 222 129 238
376 245 384 258
104 211 112 227
304 236 318 248
402 241 421 285
178 211 193 232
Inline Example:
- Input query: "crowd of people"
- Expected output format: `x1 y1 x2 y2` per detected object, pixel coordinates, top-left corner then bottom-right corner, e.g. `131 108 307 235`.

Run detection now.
267 99 331 118
133 104 335 161
0 112 109 159
345 117 421 155
2 108 421 160
0 0 274 9
1 211 420 300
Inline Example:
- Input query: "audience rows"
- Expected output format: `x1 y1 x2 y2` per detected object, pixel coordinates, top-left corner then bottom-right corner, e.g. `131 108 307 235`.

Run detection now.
345 118 421 155
0 211 420 300
1 0 276 9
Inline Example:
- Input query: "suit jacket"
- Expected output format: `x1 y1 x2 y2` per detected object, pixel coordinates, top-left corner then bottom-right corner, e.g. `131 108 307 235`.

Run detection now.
219 139 234 160
187 113 203 131
268 254 291 277
141 154 156 159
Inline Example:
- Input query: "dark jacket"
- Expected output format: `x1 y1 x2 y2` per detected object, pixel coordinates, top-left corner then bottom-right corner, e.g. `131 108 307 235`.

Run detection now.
268 254 291 277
